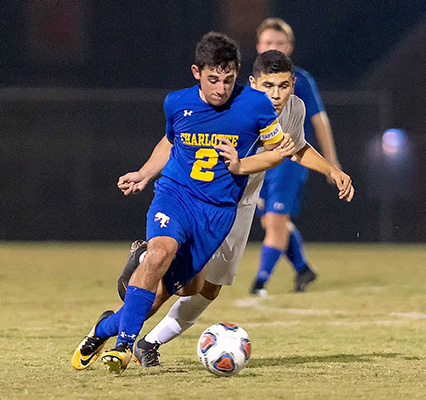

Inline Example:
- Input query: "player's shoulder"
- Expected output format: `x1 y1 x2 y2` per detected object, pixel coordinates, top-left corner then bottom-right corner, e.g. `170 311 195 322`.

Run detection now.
239 84 274 108
165 85 198 105
287 94 306 115
280 94 305 127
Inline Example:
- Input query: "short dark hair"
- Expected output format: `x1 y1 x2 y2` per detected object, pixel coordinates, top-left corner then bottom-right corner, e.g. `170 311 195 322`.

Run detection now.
195 32 241 72
252 50 294 78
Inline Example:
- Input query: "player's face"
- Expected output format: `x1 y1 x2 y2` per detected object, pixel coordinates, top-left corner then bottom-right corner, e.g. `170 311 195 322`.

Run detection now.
257 29 293 55
249 72 295 115
191 64 238 107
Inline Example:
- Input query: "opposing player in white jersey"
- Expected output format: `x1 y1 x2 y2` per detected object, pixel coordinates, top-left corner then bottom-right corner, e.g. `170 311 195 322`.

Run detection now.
117 50 354 366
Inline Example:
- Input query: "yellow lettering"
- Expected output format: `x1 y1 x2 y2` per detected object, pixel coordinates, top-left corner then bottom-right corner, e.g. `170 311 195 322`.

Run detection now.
211 134 218 146
191 134 198 146
198 134 205 146
181 133 190 145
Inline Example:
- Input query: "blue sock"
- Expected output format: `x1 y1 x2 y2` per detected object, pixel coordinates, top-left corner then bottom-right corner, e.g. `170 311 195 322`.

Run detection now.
116 285 156 349
284 228 308 272
95 309 122 339
255 245 282 284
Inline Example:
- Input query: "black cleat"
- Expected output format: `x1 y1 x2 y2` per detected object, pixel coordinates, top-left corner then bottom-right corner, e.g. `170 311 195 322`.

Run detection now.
117 240 147 301
294 266 317 292
133 337 161 367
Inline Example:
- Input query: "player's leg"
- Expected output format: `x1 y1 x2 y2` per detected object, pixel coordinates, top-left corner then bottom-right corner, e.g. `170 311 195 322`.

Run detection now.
134 280 221 366
251 159 316 294
250 212 291 295
284 221 316 292
100 236 178 373
134 201 257 367
117 240 147 301
71 257 174 372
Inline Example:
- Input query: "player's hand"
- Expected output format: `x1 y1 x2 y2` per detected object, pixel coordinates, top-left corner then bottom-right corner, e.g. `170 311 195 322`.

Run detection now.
215 138 241 174
117 171 149 196
329 168 355 202
326 160 342 185
274 133 295 158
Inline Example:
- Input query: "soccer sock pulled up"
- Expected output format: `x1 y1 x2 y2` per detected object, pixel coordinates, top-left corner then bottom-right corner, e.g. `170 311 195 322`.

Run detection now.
145 293 213 345
116 285 156 349
95 310 122 339
255 245 282 284
284 227 309 272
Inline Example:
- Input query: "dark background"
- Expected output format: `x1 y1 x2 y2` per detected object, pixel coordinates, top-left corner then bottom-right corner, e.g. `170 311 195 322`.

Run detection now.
1 0 426 242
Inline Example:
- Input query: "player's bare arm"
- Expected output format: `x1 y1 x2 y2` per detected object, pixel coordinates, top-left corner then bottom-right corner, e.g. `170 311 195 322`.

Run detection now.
215 135 295 175
312 112 340 169
289 143 354 202
117 135 172 195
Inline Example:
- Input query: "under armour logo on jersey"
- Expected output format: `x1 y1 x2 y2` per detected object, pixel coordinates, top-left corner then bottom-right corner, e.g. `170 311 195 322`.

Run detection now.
183 110 193 117
154 212 170 228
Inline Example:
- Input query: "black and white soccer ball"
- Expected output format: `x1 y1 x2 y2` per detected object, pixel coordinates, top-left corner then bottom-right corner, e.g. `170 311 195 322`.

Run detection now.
197 323 251 376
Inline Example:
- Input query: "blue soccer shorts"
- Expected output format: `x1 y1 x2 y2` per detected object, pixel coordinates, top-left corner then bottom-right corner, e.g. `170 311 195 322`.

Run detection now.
257 158 307 217
146 177 236 295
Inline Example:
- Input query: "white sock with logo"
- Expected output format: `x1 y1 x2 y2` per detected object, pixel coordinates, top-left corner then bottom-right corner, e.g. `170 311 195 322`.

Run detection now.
144 293 212 345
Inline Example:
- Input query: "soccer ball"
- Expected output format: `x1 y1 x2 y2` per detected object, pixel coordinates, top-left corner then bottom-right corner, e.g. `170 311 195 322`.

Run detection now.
197 323 251 376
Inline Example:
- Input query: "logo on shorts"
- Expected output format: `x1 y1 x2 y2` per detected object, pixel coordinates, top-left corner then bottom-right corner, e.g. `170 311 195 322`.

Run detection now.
154 212 170 228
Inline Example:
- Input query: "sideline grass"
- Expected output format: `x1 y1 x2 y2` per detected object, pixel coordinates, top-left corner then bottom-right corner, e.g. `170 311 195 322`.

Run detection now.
0 242 425 399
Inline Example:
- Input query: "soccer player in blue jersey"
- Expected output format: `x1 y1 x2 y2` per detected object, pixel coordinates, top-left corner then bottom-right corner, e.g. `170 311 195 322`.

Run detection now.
113 51 354 367
71 33 294 374
250 18 341 294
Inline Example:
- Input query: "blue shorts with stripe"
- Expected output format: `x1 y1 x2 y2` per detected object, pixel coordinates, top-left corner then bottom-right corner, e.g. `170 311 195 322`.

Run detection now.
146 176 236 295
257 158 308 217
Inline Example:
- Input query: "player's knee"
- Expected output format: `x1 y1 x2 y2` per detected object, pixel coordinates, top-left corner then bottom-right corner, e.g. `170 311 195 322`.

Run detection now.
200 281 221 300
144 243 174 272
265 213 291 232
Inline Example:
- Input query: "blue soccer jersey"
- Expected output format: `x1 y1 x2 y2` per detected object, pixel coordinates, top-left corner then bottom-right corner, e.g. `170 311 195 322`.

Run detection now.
294 66 325 142
160 84 283 208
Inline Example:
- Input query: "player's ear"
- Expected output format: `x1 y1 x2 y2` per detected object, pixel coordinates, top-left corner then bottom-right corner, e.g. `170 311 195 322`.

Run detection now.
191 65 201 80
249 76 257 89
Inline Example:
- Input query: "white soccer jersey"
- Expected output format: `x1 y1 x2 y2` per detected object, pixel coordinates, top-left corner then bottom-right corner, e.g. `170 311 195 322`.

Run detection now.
206 95 306 285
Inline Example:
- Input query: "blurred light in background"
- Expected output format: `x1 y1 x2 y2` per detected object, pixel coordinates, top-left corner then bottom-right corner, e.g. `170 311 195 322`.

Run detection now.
381 128 407 156
366 128 414 241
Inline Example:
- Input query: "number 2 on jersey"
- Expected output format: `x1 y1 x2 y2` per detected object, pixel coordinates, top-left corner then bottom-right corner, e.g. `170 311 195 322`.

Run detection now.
190 148 218 182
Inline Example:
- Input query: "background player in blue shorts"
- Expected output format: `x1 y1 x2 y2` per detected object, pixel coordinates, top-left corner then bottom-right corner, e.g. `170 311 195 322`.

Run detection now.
251 18 341 294
71 32 294 374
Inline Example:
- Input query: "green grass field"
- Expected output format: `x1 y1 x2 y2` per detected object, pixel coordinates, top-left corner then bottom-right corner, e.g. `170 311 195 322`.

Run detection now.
1 242 425 400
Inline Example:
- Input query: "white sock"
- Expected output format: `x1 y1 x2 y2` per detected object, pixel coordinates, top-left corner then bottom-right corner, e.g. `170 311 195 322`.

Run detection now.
144 293 212 345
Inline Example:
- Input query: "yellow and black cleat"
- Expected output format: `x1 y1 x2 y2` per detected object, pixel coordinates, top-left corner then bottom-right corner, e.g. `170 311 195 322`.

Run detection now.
101 344 132 374
71 310 114 370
